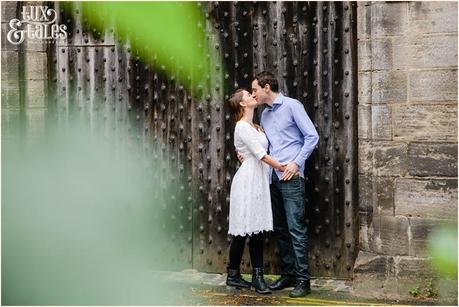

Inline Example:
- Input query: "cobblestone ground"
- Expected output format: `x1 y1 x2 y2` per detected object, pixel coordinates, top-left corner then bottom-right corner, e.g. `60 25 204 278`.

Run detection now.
158 270 454 306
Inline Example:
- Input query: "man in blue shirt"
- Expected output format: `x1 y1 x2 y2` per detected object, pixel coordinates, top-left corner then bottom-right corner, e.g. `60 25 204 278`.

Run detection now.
251 71 319 297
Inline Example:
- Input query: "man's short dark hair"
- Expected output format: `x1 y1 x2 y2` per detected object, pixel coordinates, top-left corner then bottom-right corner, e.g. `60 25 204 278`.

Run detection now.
255 71 279 92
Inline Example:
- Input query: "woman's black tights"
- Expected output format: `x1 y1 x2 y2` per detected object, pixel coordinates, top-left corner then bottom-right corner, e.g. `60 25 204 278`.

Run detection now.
228 232 264 270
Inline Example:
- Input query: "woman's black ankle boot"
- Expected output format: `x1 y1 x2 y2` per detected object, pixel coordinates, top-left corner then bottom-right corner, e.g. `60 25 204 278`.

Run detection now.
252 267 271 294
226 268 252 288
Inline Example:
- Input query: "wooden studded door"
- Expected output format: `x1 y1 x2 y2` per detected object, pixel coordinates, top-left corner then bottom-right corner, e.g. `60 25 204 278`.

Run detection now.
193 1 359 279
50 1 358 279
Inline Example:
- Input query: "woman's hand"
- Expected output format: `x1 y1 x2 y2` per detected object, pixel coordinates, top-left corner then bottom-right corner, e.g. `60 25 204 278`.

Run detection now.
278 163 288 172
237 151 244 163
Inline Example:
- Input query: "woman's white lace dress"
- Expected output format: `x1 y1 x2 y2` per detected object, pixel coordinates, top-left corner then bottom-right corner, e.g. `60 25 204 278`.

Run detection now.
228 121 273 237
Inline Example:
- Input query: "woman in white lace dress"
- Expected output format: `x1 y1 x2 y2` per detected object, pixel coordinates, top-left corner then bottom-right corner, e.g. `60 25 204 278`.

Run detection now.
225 89 286 294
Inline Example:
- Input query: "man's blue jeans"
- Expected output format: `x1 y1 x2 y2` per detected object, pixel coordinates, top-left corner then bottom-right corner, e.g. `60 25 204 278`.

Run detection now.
270 172 310 281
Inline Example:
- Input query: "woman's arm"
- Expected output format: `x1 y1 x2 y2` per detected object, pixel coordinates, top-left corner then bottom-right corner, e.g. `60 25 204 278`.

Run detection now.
237 123 285 171
261 154 286 171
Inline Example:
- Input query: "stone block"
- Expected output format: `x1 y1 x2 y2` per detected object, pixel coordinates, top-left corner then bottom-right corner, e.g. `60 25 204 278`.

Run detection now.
353 251 389 275
23 37 48 52
375 177 394 215
23 79 47 108
393 104 457 142
358 104 371 139
393 35 457 69
357 2 371 39
1 50 19 81
373 142 408 177
25 107 46 138
1 22 19 51
358 72 371 104
371 2 409 37
358 212 372 251
351 251 400 298
24 51 47 80
408 218 442 257
436 278 459 303
1 2 19 21
1 109 21 139
358 140 373 175
353 252 444 300
395 256 435 278
372 70 407 104
392 256 438 298
358 40 371 72
394 178 458 219
408 143 457 177
370 215 410 256
371 39 392 70
358 174 373 212
1 79 20 109
409 2 458 34
371 104 392 140
21 1 46 7
359 175 394 217
409 69 457 102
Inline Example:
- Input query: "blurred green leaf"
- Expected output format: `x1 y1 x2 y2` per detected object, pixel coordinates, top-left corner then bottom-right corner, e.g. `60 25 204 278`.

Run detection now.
428 224 458 278
65 1 220 92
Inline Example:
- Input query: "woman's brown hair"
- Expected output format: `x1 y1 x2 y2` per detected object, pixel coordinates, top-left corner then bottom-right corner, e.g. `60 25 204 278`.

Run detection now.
227 89 245 121
227 89 263 131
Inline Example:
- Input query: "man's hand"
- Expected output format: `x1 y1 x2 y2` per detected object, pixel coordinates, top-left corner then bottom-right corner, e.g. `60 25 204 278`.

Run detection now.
237 151 244 163
281 162 299 181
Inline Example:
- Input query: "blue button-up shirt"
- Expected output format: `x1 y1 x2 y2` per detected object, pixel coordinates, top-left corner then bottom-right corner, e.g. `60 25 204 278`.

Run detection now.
260 93 319 182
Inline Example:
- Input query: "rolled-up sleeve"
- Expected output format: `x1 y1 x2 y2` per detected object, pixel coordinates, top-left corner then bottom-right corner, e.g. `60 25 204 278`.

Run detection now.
291 102 319 168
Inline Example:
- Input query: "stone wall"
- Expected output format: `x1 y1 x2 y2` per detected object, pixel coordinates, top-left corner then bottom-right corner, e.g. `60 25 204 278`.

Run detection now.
354 1 457 300
1 1 48 139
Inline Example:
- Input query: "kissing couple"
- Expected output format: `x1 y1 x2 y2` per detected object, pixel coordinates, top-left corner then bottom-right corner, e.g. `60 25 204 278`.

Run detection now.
225 71 319 297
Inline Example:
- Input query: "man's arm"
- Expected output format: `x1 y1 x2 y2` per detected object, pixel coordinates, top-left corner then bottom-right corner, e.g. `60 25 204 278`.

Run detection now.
282 101 319 180
292 100 319 167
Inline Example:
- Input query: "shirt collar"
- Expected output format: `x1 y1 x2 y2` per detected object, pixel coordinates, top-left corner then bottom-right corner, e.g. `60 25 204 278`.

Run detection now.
266 93 284 110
